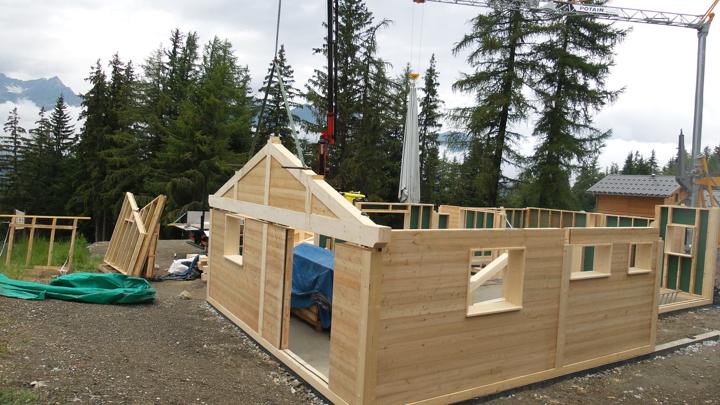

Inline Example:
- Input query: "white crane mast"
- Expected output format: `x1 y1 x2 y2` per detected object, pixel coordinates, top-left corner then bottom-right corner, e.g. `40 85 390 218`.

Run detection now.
415 0 718 207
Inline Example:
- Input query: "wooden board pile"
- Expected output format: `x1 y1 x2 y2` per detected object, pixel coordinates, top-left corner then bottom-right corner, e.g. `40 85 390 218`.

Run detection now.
103 192 166 278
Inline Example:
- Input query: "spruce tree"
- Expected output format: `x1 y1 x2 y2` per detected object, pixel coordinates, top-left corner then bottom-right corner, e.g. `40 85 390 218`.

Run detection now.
71 60 111 240
571 157 604 211
20 108 55 213
159 37 253 218
418 55 442 203
522 5 627 208
0 107 27 210
451 7 539 207
257 45 300 152
102 56 146 218
305 0 392 191
49 95 76 156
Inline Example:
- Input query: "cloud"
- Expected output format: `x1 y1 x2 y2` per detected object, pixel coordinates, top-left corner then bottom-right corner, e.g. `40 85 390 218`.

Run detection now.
0 99 83 137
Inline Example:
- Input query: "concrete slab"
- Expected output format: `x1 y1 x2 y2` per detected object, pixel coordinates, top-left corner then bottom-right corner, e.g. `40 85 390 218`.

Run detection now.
288 316 330 378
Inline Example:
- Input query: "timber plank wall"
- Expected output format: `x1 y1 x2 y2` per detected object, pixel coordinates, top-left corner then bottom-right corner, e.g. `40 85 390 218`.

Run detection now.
369 228 659 404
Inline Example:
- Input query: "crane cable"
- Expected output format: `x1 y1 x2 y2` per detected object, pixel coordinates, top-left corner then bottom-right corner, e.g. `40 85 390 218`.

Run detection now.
249 0 305 166
409 1 426 77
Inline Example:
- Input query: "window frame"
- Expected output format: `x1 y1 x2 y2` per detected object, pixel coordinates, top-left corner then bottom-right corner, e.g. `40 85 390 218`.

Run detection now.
568 243 612 281
466 247 526 318
223 214 244 266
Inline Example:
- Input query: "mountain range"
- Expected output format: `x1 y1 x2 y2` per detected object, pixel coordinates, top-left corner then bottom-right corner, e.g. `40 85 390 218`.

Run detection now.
0 73 81 110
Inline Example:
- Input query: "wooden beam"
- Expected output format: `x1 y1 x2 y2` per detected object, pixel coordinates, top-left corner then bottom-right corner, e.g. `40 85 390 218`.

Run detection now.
24 217 37 267
209 195 390 248
469 253 508 292
46 218 57 267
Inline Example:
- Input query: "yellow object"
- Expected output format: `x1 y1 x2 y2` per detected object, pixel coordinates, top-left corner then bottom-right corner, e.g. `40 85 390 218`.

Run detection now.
408 72 420 80
342 192 366 203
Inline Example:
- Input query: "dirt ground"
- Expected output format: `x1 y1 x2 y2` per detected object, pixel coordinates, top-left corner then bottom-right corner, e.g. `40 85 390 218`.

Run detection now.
1 240 720 404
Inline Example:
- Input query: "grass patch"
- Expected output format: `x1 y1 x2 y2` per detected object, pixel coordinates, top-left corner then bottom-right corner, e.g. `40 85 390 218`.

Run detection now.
0 235 102 280
0 388 39 405
0 341 8 356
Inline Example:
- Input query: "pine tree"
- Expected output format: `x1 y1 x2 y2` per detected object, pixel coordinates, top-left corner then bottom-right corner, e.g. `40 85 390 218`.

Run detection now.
71 60 111 240
160 37 253 218
572 157 604 211
435 153 463 205
49 95 76 156
0 107 27 210
20 108 55 213
451 7 540 207
102 56 146 217
648 150 659 174
418 55 442 203
621 152 635 174
257 45 300 152
522 5 627 208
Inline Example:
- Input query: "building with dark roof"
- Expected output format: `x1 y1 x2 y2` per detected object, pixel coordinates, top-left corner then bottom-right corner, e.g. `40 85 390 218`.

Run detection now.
588 174 688 217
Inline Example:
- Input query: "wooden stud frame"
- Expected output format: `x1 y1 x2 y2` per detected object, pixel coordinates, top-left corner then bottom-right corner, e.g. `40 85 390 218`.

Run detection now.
1 214 89 273
656 205 720 314
104 192 166 278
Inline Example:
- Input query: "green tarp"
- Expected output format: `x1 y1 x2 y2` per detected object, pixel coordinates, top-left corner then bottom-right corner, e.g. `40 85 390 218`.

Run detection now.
0 272 156 304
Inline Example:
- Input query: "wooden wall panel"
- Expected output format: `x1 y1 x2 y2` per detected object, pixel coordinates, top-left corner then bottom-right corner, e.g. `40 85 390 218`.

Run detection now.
595 194 664 218
564 241 656 365
312 196 338 218
437 205 463 229
208 212 262 332
372 228 659 405
269 158 307 212
261 224 292 348
328 244 371 403
236 157 266 204
375 229 564 404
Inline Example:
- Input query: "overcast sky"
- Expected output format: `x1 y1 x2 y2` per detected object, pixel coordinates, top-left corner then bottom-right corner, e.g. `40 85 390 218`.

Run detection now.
0 0 718 171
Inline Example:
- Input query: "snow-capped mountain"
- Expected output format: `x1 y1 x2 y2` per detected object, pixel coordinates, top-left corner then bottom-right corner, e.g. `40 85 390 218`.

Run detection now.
0 73 81 109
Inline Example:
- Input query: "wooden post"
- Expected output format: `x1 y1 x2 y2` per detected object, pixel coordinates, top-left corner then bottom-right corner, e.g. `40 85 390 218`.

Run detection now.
144 225 160 278
5 220 15 265
66 218 78 272
24 217 37 267
47 217 57 266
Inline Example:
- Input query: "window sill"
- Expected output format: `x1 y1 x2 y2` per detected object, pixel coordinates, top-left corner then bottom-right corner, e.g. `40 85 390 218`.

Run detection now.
467 299 522 317
570 271 610 281
224 255 243 267
628 267 652 275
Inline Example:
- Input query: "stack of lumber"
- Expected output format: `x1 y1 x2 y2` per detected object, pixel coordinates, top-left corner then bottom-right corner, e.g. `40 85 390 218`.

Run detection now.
103 192 166 278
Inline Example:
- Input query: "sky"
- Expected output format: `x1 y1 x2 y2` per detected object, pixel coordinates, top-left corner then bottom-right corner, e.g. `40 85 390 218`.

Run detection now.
0 0 718 172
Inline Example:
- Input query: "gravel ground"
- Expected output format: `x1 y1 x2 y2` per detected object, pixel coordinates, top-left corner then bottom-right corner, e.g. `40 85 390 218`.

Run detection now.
1 240 719 404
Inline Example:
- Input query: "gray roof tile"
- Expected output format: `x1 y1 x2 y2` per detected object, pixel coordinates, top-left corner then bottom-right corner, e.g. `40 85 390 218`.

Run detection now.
588 175 681 197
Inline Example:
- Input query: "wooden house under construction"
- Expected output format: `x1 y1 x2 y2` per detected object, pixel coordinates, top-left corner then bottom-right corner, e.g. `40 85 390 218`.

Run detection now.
206 139 716 404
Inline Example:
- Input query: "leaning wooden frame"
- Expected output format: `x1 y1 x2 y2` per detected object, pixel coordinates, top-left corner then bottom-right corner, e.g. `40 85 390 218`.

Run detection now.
206 138 671 405
0 214 90 272
103 192 166 278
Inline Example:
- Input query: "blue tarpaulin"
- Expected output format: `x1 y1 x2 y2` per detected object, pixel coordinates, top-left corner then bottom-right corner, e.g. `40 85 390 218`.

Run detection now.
291 243 334 329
